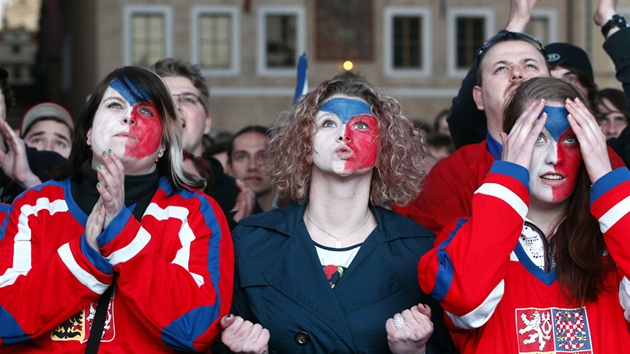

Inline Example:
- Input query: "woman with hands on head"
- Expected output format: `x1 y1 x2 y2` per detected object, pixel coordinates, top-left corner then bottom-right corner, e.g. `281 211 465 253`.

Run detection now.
419 76 630 352
0 66 233 352
215 77 454 353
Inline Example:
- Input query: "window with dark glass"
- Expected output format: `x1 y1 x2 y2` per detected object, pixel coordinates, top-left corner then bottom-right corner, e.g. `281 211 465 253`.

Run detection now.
265 14 296 68
393 16 422 69
456 17 485 69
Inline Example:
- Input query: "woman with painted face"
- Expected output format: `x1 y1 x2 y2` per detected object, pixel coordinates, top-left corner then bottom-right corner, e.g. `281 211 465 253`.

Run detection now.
215 77 454 353
419 76 630 352
0 66 233 352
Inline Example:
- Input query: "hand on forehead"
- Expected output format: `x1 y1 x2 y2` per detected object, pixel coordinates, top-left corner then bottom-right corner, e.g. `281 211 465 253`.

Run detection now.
319 97 373 123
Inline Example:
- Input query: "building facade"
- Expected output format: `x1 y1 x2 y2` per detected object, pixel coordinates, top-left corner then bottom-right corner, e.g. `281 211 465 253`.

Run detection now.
50 0 627 135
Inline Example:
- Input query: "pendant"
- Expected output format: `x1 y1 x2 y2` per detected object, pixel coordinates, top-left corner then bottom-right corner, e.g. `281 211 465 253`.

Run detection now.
335 241 342 248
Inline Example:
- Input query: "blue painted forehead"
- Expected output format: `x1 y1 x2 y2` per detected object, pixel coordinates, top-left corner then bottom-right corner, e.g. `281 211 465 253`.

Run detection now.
319 97 372 124
109 77 151 106
540 105 571 141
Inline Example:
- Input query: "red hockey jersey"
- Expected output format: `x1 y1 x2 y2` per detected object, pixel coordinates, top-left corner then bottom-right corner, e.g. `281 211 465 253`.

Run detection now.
0 176 233 352
419 161 630 353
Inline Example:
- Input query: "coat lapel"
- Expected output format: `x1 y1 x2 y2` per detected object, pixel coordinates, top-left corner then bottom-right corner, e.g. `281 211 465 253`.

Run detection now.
263 213 358 349
331 228 403 313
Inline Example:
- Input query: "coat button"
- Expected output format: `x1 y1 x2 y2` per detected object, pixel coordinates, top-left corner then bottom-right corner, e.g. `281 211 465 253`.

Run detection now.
294 331 310 346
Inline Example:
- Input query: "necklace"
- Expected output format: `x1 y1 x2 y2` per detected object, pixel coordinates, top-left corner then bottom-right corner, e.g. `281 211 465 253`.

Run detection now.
305 210 370 248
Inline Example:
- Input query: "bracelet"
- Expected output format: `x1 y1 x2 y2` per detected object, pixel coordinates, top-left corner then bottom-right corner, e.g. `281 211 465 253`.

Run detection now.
602 14 630 37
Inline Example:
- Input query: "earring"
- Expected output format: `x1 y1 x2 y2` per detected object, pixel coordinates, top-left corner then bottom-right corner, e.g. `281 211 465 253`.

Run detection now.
86 136 91 145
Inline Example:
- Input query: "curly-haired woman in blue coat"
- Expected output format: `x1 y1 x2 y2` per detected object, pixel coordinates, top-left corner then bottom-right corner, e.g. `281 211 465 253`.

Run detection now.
216 76 454 354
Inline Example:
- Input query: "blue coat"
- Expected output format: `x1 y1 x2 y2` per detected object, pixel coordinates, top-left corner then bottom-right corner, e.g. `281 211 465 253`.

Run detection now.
227 202 454 353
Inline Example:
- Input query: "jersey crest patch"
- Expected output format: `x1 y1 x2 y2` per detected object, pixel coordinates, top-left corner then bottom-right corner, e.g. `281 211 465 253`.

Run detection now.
516 307 592 353
51 293 115 343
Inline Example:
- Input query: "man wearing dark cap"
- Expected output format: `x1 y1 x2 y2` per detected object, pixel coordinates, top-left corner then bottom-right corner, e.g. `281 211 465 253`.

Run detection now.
20 102 74 158
0 68 67 203
545 42 597 106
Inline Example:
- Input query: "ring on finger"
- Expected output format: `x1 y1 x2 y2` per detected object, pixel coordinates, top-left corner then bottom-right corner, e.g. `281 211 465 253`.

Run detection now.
393 314 404 330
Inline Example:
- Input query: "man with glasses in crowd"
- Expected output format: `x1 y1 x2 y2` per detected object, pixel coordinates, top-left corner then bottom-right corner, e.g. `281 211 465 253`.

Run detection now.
151 58 259 229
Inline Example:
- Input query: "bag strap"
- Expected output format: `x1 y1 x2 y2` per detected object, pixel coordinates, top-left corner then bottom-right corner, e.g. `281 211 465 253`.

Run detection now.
84 278 115 353
84 182 157 352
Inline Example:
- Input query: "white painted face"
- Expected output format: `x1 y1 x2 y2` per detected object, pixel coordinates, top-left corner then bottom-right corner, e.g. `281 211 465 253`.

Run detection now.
311 95 379 177
528 104 583 207
88 79 165 175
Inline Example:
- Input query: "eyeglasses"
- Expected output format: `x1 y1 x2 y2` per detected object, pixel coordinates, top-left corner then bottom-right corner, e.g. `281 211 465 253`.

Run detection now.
477 31 546 59
173 93 207 111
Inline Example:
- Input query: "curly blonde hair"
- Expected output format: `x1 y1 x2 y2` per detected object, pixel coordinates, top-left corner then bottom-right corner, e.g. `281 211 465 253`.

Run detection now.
263 77 426 206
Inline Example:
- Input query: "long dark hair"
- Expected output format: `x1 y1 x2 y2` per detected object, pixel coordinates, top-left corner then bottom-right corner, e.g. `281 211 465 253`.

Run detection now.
503 77 614 304
53 66 204 190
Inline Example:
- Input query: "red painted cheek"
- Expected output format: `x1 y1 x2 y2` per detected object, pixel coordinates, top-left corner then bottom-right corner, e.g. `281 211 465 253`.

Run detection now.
344 115 379 171
552 143 582 201
125 103 163 158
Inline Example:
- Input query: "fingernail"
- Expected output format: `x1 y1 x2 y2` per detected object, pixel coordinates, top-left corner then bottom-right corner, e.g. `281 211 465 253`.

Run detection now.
102 151 107 157
107 148 112 154
97 182 101 188
104 185 108 189
97 163 102 169
99 203 103 208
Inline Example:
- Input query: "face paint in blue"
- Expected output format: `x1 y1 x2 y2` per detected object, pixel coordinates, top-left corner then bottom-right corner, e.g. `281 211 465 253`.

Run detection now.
109 78 151 106
319 97 372 124
540 106 570 141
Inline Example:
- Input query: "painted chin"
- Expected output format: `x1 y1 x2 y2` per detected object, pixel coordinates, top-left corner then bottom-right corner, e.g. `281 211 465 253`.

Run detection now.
539 174 573 202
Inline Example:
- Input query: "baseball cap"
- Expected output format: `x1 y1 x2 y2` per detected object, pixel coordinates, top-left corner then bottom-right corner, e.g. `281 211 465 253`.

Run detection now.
545 42 594 80
20 102 74 137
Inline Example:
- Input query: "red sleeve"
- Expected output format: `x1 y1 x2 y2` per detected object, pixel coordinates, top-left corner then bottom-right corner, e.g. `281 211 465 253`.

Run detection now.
418 161 529 317
97 188 234 352
590 168 630 277
399 148 482 235
0 187 112 344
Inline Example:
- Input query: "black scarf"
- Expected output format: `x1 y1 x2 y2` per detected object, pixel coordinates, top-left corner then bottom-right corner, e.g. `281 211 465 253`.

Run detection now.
71 161 160 219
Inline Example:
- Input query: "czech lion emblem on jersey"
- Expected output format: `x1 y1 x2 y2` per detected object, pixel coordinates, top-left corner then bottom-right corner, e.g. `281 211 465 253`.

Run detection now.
516 307 592 353
50 295 115 343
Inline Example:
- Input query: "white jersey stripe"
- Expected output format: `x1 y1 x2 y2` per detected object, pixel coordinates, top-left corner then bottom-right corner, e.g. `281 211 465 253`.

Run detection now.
144 203 204 286
619 276 630 322
447 280 505 329
106 227 151 265
475 183 528 219
598 195 630 233
0 198 68 288
58 243 109 294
